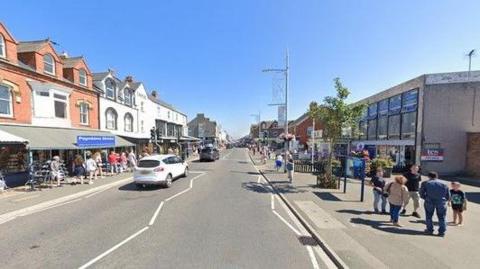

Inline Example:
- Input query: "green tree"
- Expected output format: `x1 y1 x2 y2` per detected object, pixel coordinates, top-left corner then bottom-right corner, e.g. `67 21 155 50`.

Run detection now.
308 78 365 180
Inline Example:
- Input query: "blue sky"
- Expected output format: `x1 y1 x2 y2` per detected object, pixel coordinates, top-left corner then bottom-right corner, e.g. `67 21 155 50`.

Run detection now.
3 0 480 137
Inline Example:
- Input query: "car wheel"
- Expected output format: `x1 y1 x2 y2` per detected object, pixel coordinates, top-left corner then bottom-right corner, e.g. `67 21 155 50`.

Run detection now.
164 174 172 188
183 167 189 177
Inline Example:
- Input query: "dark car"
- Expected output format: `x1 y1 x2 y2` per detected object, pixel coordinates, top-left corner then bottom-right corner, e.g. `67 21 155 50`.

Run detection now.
200 147 220 162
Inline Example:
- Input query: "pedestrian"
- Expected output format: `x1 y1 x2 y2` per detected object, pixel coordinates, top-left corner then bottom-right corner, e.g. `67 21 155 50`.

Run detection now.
370 168 387 214
286 157 294 183
108 151 117 176
116 152 123 173
50 156 61 187
120 152 128 172
449 182 467 226
419 171 450 236
85 154 97 184
402 164 422 218
94 152 104 178
73 154 85 184
384 176 409 227
275 154 283 172
128 149 137 171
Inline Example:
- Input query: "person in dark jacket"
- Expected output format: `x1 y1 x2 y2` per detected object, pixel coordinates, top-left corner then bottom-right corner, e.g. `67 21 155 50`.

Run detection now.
370 168 387 214
402 164 422 217
420 171 450 236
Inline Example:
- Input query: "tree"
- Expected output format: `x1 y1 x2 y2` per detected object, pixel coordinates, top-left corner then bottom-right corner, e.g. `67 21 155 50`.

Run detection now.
308 78 365 181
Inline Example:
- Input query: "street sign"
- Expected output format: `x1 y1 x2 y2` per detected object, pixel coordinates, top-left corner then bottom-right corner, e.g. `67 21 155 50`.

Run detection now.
77 135 115 148
421 148 444 161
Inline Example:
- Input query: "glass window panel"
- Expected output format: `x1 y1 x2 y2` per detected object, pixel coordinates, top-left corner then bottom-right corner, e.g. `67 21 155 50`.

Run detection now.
0 85 10 99
378 116 388 140
368 119 377 140
401 112 417 139
0 99 10 115
388 114 401 139
54 101 66 118
359 121 367 140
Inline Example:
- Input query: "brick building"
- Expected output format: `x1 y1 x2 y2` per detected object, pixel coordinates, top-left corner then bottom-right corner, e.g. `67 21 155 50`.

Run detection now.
290 113 323 150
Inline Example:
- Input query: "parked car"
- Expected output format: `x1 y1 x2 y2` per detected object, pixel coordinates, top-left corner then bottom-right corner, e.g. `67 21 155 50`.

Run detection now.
133 154 188 188
200 147 220 162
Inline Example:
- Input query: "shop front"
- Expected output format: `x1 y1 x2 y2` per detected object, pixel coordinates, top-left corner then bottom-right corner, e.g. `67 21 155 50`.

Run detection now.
0 129 29 187
352 140 415 172
0 125 134 186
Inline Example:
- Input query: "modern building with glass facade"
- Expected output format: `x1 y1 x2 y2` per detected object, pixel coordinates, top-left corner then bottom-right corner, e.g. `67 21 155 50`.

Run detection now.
353 70 480 175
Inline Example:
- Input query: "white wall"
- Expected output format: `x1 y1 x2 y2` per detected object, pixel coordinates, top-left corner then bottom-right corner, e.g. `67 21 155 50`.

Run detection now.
29 80 72 128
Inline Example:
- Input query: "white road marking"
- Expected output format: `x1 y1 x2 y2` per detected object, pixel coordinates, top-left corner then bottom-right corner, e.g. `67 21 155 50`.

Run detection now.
149 201 164 226
257 175 261 183
272 210 301 236
165 188 190 202
12 194 40 202
78 226 149 269
271 194 275 210
85 187 111 198
306 246 321 269
222 150 233 160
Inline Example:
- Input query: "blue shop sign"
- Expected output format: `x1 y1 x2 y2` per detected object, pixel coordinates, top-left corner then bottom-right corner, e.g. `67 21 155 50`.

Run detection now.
402 89 418 112
77 135 115 148
389 95 402 115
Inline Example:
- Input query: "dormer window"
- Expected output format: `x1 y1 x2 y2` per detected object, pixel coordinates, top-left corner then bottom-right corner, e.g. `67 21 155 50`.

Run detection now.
105 78 116 100
0 35 5 58
124 88 133 107
79 69 87 86
43 54 55 75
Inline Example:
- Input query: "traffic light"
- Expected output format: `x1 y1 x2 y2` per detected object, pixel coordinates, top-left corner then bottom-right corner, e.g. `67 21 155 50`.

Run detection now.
150 127 156 141
155 128 161 140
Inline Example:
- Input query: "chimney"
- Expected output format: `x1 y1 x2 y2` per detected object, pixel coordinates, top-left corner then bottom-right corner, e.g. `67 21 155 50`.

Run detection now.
125 75 134 83
151 90 157 98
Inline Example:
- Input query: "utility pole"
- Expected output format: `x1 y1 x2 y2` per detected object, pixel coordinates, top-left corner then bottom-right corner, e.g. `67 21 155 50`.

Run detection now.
263 50 289 172
468 49 476 126
311 119 315 171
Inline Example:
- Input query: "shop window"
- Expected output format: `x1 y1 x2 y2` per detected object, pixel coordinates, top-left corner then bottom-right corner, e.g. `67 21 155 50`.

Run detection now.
105 79 116 100
359 121 367 140
54 94 67 118
79 69 87 86
124 113 133 132
106 108 117 130
377 116 388 140
43 54 55 75
0 35 5 58
0 84 12 117
367 119 377 140
388 114 401 139
80 103 89 125
401 111 417 139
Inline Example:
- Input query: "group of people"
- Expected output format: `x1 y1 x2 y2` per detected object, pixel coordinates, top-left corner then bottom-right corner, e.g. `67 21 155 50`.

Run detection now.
50 149 138 187
370 164 467 236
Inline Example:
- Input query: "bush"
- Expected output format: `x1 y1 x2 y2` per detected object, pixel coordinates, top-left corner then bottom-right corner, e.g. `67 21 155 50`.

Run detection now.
369 157 394 175
316 174 338 189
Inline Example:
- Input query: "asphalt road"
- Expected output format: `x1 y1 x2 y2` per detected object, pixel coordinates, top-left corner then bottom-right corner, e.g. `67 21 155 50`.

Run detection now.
0 148 334 269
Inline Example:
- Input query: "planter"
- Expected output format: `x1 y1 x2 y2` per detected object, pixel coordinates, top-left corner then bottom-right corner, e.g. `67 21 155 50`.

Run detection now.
316 174 338 189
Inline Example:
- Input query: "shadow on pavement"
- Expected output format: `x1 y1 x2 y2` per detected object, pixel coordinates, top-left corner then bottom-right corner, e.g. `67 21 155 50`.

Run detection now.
241 182 270 194
465 192 480 205
238 161 249 164
230 170 261 175
298 235 317 246
336 209 375 215
118 182 163 192
270 184 307 194
350 217 427 236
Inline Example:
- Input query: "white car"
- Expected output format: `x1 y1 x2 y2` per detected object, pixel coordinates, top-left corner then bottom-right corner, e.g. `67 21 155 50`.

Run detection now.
133 154 188 188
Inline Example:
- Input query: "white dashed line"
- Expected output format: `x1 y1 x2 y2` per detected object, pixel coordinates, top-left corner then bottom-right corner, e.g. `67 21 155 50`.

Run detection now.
149 201 164 226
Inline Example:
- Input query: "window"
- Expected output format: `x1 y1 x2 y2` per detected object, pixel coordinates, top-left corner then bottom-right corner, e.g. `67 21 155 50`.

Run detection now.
80 103 89 125
401 112 417 139
53 94 67 118
105 79 115 100
124 113 133 132
79 69 87 86
124 89 133 107
0 85 12 116
359 121 367 140
367 119 377 140
140 101 144 112
168 111 171 119
106 108 117 130
378 116 388 140
0 35 5 58
388 114 401 139
43 54 55 75
141 120 144 132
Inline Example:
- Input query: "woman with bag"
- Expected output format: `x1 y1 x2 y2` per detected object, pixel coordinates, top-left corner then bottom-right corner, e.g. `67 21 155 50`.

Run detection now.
384 176 409 227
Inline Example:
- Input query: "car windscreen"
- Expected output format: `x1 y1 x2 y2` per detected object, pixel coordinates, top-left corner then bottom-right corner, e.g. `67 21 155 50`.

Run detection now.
137 159 161 168
201 148 213 153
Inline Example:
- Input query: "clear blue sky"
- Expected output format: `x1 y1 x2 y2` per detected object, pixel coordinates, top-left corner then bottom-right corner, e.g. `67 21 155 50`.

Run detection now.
4 0 480 137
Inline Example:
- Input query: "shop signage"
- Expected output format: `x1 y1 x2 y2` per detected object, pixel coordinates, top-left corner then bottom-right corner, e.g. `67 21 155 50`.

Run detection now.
368 103 378 119
421 148 444 162
77 136 115 148
402 89 418 112
378 99 389 116
389 95 402 115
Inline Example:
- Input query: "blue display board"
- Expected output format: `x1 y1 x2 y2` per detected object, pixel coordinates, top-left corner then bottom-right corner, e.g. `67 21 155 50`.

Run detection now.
378 99 389 116
389 95 402 115
77 136 115 148
402 89 418 112
368 103 378 119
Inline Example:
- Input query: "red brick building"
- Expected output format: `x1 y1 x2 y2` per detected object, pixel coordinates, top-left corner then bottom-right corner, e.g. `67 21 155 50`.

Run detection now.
290 113 323 149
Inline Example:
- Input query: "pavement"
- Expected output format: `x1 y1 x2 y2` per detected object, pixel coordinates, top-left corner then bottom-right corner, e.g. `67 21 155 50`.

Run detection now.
0 149 335 269
251 153 480 269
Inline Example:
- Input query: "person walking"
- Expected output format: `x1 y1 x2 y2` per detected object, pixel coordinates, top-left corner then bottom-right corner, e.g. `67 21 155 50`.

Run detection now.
108 151 117 176
73 155 85 184
94 152 104 178
384 176 409 227
370 168 387 214
402 164 422 218
128 149 137 171
419 171 450 236
286 157 294 183
449 182 467 226
275 154 283 172
85 154 97 184
120 152 128 172
50 156 61 187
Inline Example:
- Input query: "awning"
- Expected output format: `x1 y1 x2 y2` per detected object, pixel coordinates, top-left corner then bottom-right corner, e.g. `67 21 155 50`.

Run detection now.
0 129 28 144
0 125 134 150
180 135 201 142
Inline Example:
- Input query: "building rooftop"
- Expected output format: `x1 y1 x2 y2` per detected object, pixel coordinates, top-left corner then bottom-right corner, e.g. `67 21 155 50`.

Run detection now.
17 39 49 53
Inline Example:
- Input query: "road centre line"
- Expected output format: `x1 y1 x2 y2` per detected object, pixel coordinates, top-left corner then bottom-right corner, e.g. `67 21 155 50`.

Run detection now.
78 226 149 269
149 201 164 226
164 188 191 202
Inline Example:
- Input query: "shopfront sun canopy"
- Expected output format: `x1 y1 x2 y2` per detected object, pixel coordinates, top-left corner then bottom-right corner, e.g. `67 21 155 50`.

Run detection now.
0 129 28 144
0 125 133 150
